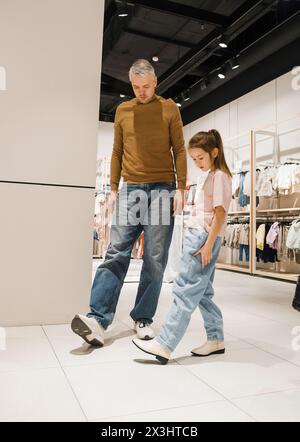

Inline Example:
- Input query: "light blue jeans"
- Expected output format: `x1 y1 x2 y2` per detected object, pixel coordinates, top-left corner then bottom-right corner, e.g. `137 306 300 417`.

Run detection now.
157 228 223 352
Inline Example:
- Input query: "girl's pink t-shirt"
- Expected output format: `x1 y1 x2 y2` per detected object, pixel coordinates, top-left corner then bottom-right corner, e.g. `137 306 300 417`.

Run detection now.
186 169 232 236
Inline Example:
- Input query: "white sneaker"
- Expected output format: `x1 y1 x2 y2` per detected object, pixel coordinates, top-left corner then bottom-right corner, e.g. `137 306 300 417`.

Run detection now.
191 340 225 357
71 314 104 347
132 338 171 365
134 321 155 340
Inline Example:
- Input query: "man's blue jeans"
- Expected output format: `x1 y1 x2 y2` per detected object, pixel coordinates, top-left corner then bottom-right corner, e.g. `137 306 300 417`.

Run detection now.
88 183 175 329
157 228 223 352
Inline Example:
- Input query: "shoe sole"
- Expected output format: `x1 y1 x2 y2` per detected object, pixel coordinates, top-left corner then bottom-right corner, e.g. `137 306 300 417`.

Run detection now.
132 340 169 365
71 315 104 347
138 335 154 341
191 349 225 357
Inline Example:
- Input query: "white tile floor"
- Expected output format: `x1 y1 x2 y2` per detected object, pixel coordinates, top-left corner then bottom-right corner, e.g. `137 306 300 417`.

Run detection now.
1 266 300 422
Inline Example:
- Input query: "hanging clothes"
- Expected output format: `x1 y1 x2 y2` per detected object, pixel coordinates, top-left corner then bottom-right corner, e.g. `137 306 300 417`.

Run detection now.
266 222 280 250
255 163 300 196
232 173 240 198
238 172 250 208
257 168 277 197
239 224 250 263
286 219 300 251
256 223 279 264
256 224 266 251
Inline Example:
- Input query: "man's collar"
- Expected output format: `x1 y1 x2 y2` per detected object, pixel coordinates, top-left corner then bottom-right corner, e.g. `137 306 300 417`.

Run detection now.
135 94 159 105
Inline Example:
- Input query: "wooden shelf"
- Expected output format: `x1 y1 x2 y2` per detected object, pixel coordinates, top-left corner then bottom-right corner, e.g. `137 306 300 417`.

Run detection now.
217 265 298 282
228 211 250 216
255 270 298 283
257 208 300 213
216 263 251 274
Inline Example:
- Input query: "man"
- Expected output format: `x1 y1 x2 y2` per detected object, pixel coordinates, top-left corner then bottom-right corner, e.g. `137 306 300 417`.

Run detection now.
71 59 187 346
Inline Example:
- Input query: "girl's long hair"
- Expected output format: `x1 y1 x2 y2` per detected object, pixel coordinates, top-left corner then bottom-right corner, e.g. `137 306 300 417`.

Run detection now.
188 129 232 177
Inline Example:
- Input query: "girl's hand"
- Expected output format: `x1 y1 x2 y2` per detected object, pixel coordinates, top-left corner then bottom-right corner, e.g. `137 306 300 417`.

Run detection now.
193 244 213 269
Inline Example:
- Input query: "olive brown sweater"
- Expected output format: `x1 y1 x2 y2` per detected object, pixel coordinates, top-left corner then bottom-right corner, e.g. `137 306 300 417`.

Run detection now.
110 94 187 191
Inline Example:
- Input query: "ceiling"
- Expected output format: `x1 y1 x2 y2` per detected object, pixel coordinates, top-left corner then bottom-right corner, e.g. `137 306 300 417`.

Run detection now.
100 0 300 125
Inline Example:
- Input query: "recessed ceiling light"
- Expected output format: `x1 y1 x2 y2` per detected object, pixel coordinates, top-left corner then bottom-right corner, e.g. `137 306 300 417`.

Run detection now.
117 1 129 17
230 57 240 70
152 56 159 62
218 67 226 79
120 94 126 98
219 35 229 49
182 90 191 102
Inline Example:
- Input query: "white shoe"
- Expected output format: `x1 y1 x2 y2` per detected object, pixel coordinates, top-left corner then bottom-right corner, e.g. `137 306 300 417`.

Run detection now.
191 340 225 357
71 314 105 347
134 321 155 340
132 338 171 365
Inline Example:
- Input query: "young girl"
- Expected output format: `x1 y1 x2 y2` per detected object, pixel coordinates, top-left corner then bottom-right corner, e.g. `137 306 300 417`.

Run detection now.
132 129 232 364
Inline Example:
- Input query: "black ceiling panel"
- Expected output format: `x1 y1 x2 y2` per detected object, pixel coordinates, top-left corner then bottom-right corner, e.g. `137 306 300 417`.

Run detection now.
100 0 300 123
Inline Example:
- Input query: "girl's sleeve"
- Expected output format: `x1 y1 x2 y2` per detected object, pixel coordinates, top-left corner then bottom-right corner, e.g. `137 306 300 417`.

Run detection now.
213 172 232 212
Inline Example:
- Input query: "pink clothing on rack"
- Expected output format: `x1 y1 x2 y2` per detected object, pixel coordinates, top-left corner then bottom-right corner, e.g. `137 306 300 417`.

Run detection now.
266 222 280 250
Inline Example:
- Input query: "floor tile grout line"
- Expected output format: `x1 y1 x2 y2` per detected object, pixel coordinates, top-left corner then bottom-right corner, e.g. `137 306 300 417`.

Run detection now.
44 347 255 373
221 330 300 370
228 386 300 402
0 342 279 374
41 327 251 422
220 304 299 327
117 281 296 327
219 294 293 309
220 299 297 322
88 398 229 422
173 360 258 423
40 321 300 371
38 328 255 422
41 326 88 423
41 326 252 422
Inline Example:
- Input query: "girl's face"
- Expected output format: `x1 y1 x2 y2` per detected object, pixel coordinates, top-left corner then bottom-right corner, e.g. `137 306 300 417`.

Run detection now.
189 147 218 172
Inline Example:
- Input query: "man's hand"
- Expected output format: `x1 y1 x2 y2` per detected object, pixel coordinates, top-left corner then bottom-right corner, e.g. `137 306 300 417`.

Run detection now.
173 189 185 216
107 191 118 216
193 244 213 269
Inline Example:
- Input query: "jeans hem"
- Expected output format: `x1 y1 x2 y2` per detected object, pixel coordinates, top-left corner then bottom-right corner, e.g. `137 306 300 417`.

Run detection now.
87 313 108 331
156 336 174 353
207 336 224 342
130 313 153 325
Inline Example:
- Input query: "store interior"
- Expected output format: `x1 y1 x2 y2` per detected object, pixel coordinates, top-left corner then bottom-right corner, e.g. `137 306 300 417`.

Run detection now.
94 71 300 284
1 0 300 423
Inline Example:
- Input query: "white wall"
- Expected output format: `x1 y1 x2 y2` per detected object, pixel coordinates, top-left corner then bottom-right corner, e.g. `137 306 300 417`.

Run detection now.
0 0 104 326
185 70 300 182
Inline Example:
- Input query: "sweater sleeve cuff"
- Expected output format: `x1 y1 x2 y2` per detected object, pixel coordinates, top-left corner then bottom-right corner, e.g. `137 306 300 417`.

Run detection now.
177 181 186 190
111 184 119 192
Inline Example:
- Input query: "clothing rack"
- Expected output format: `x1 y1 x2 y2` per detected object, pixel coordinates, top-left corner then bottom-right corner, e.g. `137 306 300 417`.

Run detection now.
228 220 250 225
217 125 300 283
256 217 298 223
251 129 299 283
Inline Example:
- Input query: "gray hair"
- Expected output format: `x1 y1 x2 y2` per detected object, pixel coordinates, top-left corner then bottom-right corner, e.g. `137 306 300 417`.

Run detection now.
129 59 156 81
